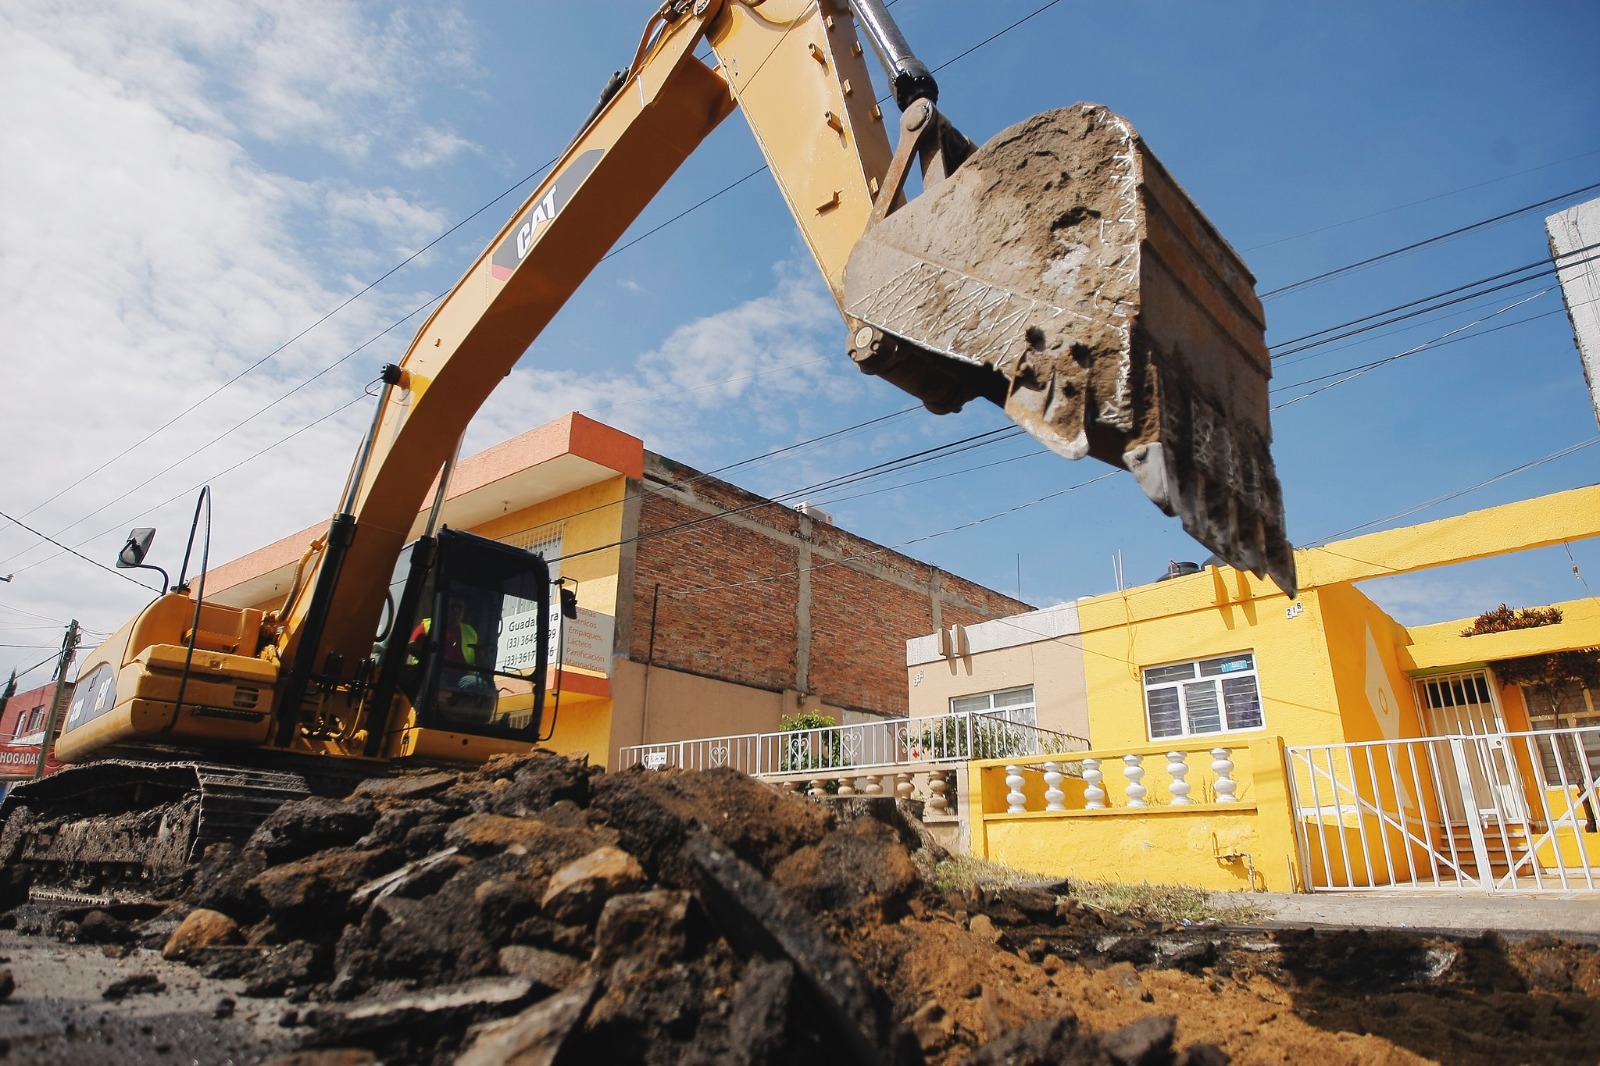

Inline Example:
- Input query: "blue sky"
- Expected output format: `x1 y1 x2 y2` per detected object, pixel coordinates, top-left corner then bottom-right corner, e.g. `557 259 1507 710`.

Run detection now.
1 0 1597 686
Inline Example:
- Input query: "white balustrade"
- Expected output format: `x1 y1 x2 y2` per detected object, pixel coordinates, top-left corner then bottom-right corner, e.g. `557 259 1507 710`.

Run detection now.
808 778 827 798
1211 748 1237 803
1083 758 1105 809
1043 761 1066 811
928 773 951 816
836 777 856 797
895 773 914 800
1167 751 1192 805
1006 765 1027 813
1123 753 1147 808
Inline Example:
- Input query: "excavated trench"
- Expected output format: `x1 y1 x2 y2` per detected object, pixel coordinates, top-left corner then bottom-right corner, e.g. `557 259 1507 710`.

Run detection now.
1 751 1598 1064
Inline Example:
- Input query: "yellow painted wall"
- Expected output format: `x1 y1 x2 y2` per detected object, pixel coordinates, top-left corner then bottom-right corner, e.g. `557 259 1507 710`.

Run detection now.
472 475 630 621
541 695 613 766
1076 571 1340 752
968 738 1303 891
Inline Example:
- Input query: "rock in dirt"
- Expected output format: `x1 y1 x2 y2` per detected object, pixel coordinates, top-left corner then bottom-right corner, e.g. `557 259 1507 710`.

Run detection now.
248 796 380 864
0 967 13 1000
541 845 648 924
688 832 920 1066
163 907 241 959
454 979 599 1066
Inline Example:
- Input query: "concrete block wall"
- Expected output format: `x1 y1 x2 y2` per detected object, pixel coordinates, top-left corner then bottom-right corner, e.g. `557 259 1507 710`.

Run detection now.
625 454 1028 718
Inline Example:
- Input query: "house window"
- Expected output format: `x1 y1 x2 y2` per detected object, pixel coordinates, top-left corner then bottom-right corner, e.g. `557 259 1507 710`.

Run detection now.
949 686 1038 759
506 523 564 583
950 686 1038 729
1522 683 1600 784
1143 652 1263 740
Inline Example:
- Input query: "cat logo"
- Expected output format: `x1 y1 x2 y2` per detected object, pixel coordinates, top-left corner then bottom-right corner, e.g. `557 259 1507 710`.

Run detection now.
515 191 558 261
490 149 603 281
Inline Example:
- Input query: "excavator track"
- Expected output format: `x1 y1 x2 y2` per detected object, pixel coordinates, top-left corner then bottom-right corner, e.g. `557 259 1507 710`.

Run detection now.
0 761 312 903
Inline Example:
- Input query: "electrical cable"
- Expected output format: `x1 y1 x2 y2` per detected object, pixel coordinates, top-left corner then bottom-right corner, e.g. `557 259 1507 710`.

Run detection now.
4 0 1588 610
18 172 553 525
1269 243 1597 355
3 393 369 583
0 509 157 592
13 0 1065 540
1309 435 1600 544
1268 254 1592 361
1261 181 1600 299
1267 305 1555 392
1271 306 1564 393
1270 289 1552 409
551 425 1027 567
1243 147 1600 253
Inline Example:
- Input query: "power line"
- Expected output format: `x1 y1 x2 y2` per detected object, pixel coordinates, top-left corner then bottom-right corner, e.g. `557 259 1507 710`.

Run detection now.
1260 181 1600 300
1268 243 1597 357
1270 289 1553 409
1242 147 1600 253
19 175 554 526
0 509 157 592
1309 436 1600 544
1271 306 1563 394
4 392 370 584
12 0 1074 548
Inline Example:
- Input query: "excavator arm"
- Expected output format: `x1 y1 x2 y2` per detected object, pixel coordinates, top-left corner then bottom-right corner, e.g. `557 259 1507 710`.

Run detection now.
23 0 1296 898
277 0 1295 706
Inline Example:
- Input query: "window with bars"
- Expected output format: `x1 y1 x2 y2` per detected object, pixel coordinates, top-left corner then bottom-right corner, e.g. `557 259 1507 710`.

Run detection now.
504 524 563 582
1142 652 1263 740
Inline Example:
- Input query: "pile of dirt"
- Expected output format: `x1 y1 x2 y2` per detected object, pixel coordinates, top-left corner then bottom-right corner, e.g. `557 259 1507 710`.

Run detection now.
7 751 1600 1064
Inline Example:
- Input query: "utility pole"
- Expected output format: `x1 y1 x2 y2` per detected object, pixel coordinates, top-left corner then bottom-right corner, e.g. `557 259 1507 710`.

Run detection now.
34 619 80 780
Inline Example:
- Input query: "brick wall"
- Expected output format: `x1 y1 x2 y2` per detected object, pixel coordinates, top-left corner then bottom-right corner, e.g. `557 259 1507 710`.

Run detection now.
626 454 1027 718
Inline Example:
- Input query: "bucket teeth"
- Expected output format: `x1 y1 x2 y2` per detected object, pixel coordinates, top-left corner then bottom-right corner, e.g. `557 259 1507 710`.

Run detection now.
845 103 1297 596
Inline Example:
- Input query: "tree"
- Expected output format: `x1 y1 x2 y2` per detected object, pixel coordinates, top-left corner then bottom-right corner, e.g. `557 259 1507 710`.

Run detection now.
1492 650 1600 832
0 670 15 729
778 712 841 775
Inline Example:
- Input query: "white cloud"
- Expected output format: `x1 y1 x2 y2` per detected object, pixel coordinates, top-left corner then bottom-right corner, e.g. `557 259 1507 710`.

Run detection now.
398 127 475 170
0 1 478 676
467 260 860 459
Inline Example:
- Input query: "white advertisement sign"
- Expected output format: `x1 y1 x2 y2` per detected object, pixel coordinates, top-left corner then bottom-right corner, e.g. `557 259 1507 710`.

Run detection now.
497 605 614 677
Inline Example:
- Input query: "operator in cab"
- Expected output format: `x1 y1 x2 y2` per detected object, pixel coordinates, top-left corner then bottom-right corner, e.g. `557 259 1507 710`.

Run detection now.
410 596 478 670
408 596 497 723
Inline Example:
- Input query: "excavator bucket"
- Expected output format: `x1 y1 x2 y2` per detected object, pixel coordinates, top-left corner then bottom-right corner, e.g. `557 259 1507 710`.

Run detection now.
844 104 1297 596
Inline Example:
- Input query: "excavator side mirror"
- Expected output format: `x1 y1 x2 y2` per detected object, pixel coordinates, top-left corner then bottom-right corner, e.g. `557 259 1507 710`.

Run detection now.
559 587 578 620
118 528 156 568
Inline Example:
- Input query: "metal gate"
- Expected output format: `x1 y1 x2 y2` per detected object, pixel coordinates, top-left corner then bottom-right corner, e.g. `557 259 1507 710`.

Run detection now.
1286 725 1600 893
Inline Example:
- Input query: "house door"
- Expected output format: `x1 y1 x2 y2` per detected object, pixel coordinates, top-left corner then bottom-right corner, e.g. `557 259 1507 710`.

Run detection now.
1415 671 1524 823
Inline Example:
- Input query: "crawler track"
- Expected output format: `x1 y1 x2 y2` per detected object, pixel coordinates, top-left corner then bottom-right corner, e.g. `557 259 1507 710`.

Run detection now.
0 760 312 901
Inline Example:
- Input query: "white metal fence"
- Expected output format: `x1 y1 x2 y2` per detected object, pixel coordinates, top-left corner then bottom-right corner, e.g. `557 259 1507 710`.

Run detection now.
1286 726 1600 893
617 710 1087 780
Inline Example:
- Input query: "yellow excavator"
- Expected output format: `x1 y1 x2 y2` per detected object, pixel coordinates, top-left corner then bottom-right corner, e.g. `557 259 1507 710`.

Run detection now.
1 0 1295 894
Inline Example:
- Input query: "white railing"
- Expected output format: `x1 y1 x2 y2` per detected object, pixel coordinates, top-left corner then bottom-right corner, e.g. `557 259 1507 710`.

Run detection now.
983 745 1240 813
618 710 1087 780
1286 726 1600 893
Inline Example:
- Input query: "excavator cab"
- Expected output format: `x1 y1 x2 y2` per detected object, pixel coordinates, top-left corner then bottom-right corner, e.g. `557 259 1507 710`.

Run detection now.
370 528 551 751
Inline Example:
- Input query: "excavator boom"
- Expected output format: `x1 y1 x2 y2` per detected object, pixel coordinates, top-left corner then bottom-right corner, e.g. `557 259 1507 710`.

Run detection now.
280 0 1295 689
21 0 1295 880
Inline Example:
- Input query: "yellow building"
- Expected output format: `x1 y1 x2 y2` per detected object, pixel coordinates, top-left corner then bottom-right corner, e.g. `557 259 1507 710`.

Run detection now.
918 485 1600 894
